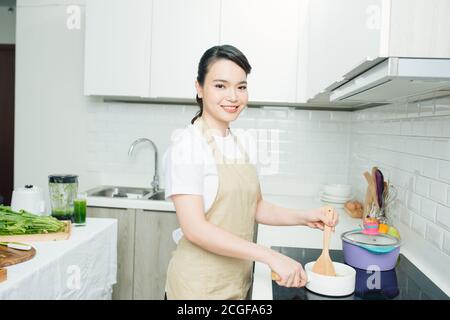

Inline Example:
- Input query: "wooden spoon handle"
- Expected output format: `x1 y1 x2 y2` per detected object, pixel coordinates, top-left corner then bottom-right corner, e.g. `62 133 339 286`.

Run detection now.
271 271 281 281
323 207 334 255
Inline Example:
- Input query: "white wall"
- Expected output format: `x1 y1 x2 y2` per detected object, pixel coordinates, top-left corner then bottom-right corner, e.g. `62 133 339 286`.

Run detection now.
349 97 450 294
14 1 100 198
0 6 16 44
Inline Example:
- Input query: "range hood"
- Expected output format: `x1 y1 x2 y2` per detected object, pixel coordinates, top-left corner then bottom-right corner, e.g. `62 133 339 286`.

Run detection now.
328 57 450 103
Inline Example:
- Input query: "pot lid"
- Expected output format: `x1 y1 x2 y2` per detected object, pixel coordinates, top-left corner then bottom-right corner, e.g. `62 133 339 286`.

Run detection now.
341 229 401 247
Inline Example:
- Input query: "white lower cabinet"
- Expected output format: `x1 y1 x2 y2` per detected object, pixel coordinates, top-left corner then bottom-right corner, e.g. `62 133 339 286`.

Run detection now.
87 207 178 300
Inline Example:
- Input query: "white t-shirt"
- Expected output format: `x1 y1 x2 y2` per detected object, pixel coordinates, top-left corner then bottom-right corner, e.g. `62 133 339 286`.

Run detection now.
163 123 258 243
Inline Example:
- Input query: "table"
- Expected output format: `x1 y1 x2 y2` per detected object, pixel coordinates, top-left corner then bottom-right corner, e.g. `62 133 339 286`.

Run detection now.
0 218 117 299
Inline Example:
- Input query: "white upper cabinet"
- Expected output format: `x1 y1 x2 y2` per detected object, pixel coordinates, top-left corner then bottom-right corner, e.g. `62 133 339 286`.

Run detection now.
220 0 302 104
304 0 383 101
150 0 220 99
84 0 152 97
304 0 450 102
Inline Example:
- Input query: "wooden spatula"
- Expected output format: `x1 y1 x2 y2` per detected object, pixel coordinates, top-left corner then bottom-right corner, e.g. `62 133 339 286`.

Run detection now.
312 207 336 276
0 268 6 283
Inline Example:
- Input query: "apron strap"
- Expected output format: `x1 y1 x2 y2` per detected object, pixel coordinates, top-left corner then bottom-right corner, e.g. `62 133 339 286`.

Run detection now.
194 117 250 164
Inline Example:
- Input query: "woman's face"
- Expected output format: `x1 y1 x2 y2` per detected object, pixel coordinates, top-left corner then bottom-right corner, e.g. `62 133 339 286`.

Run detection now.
196 59 248 125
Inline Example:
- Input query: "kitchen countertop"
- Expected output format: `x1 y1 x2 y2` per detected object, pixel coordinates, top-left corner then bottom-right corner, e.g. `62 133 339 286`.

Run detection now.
85 191 450 299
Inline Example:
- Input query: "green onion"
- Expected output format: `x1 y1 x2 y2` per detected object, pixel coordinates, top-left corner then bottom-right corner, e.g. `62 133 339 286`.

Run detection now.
0 205 66 235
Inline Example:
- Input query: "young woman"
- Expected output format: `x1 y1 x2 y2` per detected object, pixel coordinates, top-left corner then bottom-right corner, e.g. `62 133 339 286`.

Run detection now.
163 45 338 300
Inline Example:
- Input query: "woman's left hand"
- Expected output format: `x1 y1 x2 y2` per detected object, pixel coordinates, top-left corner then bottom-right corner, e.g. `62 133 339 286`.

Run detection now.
304 206 339 231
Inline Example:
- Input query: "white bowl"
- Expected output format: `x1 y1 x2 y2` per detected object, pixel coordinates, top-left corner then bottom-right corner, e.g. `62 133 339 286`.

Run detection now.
323 184 352 198
305 261 356 297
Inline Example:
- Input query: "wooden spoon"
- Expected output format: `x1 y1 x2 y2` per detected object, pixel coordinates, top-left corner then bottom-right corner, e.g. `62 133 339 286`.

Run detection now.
312 207 336 276
271 207 337 281
0 268 6 283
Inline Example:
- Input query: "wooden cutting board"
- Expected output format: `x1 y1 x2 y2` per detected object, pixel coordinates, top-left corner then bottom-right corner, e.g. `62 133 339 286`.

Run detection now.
0 221 71 243
0 245 36 268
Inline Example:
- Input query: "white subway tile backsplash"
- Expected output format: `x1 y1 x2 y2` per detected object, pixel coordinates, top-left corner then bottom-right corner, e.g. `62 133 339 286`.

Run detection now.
436 204 450 232
412 214 427 238
310 110 332 121
411 119 426 136
407 101 420 118
425 223 444 249
420 197 437 222
443 232 450 256
438 160 450 183
419 99 435 117
434 96 450 116
400 206 413 227
425 118 443 137
429 180 448 204
421 158 439 179
432 140 449 159
396 103 408 118
351 100 450 275
415 175 430 197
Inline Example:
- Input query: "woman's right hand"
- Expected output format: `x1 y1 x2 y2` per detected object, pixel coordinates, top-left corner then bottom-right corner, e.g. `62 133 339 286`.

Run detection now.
267 250 307 288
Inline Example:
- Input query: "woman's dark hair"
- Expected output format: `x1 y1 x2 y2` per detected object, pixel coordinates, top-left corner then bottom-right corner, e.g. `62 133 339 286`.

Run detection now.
191 45 252 124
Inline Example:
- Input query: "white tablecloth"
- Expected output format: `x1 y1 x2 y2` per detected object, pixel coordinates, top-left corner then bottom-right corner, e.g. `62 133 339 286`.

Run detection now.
0 218 117 300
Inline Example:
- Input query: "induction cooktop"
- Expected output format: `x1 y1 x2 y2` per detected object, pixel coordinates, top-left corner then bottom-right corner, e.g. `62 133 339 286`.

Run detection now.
271 246 449 300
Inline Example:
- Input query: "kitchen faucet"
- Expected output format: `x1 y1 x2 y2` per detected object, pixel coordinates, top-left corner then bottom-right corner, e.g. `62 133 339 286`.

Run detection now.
128 138 160 193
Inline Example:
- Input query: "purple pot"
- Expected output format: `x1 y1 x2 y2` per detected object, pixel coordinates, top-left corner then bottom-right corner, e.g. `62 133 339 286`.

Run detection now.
342 241 400 271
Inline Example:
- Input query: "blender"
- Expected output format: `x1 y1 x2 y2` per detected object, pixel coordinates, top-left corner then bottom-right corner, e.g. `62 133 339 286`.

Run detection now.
48 174 78 221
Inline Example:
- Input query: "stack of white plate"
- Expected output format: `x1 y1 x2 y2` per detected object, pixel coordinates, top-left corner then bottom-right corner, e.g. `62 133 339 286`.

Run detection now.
319 184 353 205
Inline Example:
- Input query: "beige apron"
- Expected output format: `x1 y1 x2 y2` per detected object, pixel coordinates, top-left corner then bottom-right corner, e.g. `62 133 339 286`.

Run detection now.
166 117 261 300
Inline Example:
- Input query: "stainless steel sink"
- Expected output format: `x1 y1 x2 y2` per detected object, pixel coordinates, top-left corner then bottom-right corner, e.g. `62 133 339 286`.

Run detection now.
86 186 165 201
147 191 165 200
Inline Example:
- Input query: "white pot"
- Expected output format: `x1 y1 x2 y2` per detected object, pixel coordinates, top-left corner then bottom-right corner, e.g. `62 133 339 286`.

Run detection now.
11 185 46 216
305 261 356 297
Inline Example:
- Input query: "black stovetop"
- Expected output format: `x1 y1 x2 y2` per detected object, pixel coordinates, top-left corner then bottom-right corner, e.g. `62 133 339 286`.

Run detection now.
271 246 449 300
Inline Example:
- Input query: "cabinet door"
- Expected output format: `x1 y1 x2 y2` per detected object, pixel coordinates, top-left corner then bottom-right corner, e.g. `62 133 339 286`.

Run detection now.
388 0 450 58
305 0 383 101
149 0 220 99
84 0 152 97
133 210 179 299
221 0 301 103
87 207 136 300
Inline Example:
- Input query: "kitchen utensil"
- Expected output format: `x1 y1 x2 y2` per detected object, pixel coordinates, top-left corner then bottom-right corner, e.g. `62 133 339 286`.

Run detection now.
375 169 385 208
0 241 32 251
48 174 78 221
11 185 46 216
0 220 71 243
0 244 36 268
312 207 336 276
0 268 6 283
363 171 377 216
341 229 401 271
305 261 356 297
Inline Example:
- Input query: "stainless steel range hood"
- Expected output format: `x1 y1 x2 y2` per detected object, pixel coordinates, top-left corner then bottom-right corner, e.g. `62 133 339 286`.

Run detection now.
329 57 450 103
